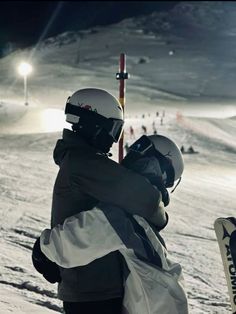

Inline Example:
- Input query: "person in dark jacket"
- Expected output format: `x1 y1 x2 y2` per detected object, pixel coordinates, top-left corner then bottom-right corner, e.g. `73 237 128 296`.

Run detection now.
32 88 166 314
39 134 186 314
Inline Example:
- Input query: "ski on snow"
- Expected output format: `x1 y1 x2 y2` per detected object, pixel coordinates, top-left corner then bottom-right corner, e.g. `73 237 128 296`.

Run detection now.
214 217 236 314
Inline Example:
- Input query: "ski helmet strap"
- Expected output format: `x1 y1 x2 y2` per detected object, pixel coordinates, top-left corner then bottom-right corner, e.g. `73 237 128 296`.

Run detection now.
171 177 182 193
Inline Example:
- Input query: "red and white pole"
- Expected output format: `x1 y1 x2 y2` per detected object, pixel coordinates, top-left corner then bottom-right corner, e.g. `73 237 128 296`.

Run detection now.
116 53 128 163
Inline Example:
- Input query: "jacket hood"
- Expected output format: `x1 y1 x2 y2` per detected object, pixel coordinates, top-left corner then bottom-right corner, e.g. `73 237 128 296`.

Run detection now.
53 139 67 166
53 129 97 166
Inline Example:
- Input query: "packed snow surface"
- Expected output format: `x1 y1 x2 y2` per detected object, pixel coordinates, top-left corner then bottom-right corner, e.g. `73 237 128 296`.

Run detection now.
0 2 236 313
0 112 235 314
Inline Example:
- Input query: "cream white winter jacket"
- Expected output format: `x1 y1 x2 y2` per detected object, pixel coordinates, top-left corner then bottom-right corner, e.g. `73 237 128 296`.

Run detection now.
41 204 189 314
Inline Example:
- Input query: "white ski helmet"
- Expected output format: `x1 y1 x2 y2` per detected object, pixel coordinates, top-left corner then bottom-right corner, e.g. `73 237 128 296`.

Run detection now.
65 88 124 143
126 135 184 188
148 134 184 187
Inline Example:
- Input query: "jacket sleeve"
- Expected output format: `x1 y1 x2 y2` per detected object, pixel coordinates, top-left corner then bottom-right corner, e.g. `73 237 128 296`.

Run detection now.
70 152 161 221
40 208 126 268
41 205 167 269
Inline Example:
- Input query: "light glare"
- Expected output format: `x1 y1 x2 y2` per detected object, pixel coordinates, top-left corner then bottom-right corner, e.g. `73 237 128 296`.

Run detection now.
18 62 33 76
40 109 70 132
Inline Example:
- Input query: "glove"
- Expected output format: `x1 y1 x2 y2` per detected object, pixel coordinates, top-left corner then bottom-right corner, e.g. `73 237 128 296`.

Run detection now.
32 237 61 284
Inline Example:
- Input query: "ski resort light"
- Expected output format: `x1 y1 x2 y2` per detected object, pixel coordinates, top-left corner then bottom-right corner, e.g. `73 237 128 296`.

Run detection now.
18 62 33 106
18 62 32 76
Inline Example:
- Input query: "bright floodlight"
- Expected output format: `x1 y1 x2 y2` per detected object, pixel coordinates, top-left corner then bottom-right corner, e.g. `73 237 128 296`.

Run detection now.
18 62 33 106
18 62 32 76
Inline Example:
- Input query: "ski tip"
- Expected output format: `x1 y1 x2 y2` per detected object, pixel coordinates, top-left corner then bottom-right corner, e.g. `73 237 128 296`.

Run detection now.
214 217 236 227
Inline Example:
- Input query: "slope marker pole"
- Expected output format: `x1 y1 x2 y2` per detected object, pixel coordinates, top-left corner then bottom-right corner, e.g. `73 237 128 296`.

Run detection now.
116 53 129 163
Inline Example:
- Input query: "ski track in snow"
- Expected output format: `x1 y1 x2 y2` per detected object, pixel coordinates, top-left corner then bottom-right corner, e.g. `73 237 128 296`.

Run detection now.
0 111 235 313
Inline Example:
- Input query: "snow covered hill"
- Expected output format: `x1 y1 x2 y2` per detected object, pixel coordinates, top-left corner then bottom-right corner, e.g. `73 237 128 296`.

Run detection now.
0 101 27 123
0 1 236 313
1 1 236 115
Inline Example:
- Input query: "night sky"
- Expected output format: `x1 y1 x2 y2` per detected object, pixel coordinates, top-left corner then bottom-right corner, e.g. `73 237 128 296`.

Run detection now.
0 1 179 52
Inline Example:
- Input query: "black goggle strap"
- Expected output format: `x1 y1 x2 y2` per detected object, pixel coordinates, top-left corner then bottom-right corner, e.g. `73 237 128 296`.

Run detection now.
65 103 124 141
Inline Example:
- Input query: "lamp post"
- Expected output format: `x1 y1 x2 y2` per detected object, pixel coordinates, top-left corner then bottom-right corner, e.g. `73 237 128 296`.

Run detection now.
18 62 32 106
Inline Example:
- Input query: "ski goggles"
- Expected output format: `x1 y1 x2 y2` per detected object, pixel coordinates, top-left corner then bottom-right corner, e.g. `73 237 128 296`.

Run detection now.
65 103 124 142
128 135 175 188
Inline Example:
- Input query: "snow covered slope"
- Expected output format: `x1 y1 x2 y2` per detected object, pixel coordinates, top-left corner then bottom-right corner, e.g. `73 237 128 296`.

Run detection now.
1 1 236 118
0 111 235 313
0 1 236 313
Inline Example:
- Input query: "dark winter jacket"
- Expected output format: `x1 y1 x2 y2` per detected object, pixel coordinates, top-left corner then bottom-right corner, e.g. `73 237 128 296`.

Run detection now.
51 128 161 302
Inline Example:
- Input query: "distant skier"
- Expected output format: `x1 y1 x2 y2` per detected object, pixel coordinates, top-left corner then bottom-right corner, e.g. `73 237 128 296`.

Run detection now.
180 145 185 154
141 125 147 134
160 117 164 126
187 146 194 154
124 142 130 154
156 111 159 117
129 126 135 139
152 121 157 134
